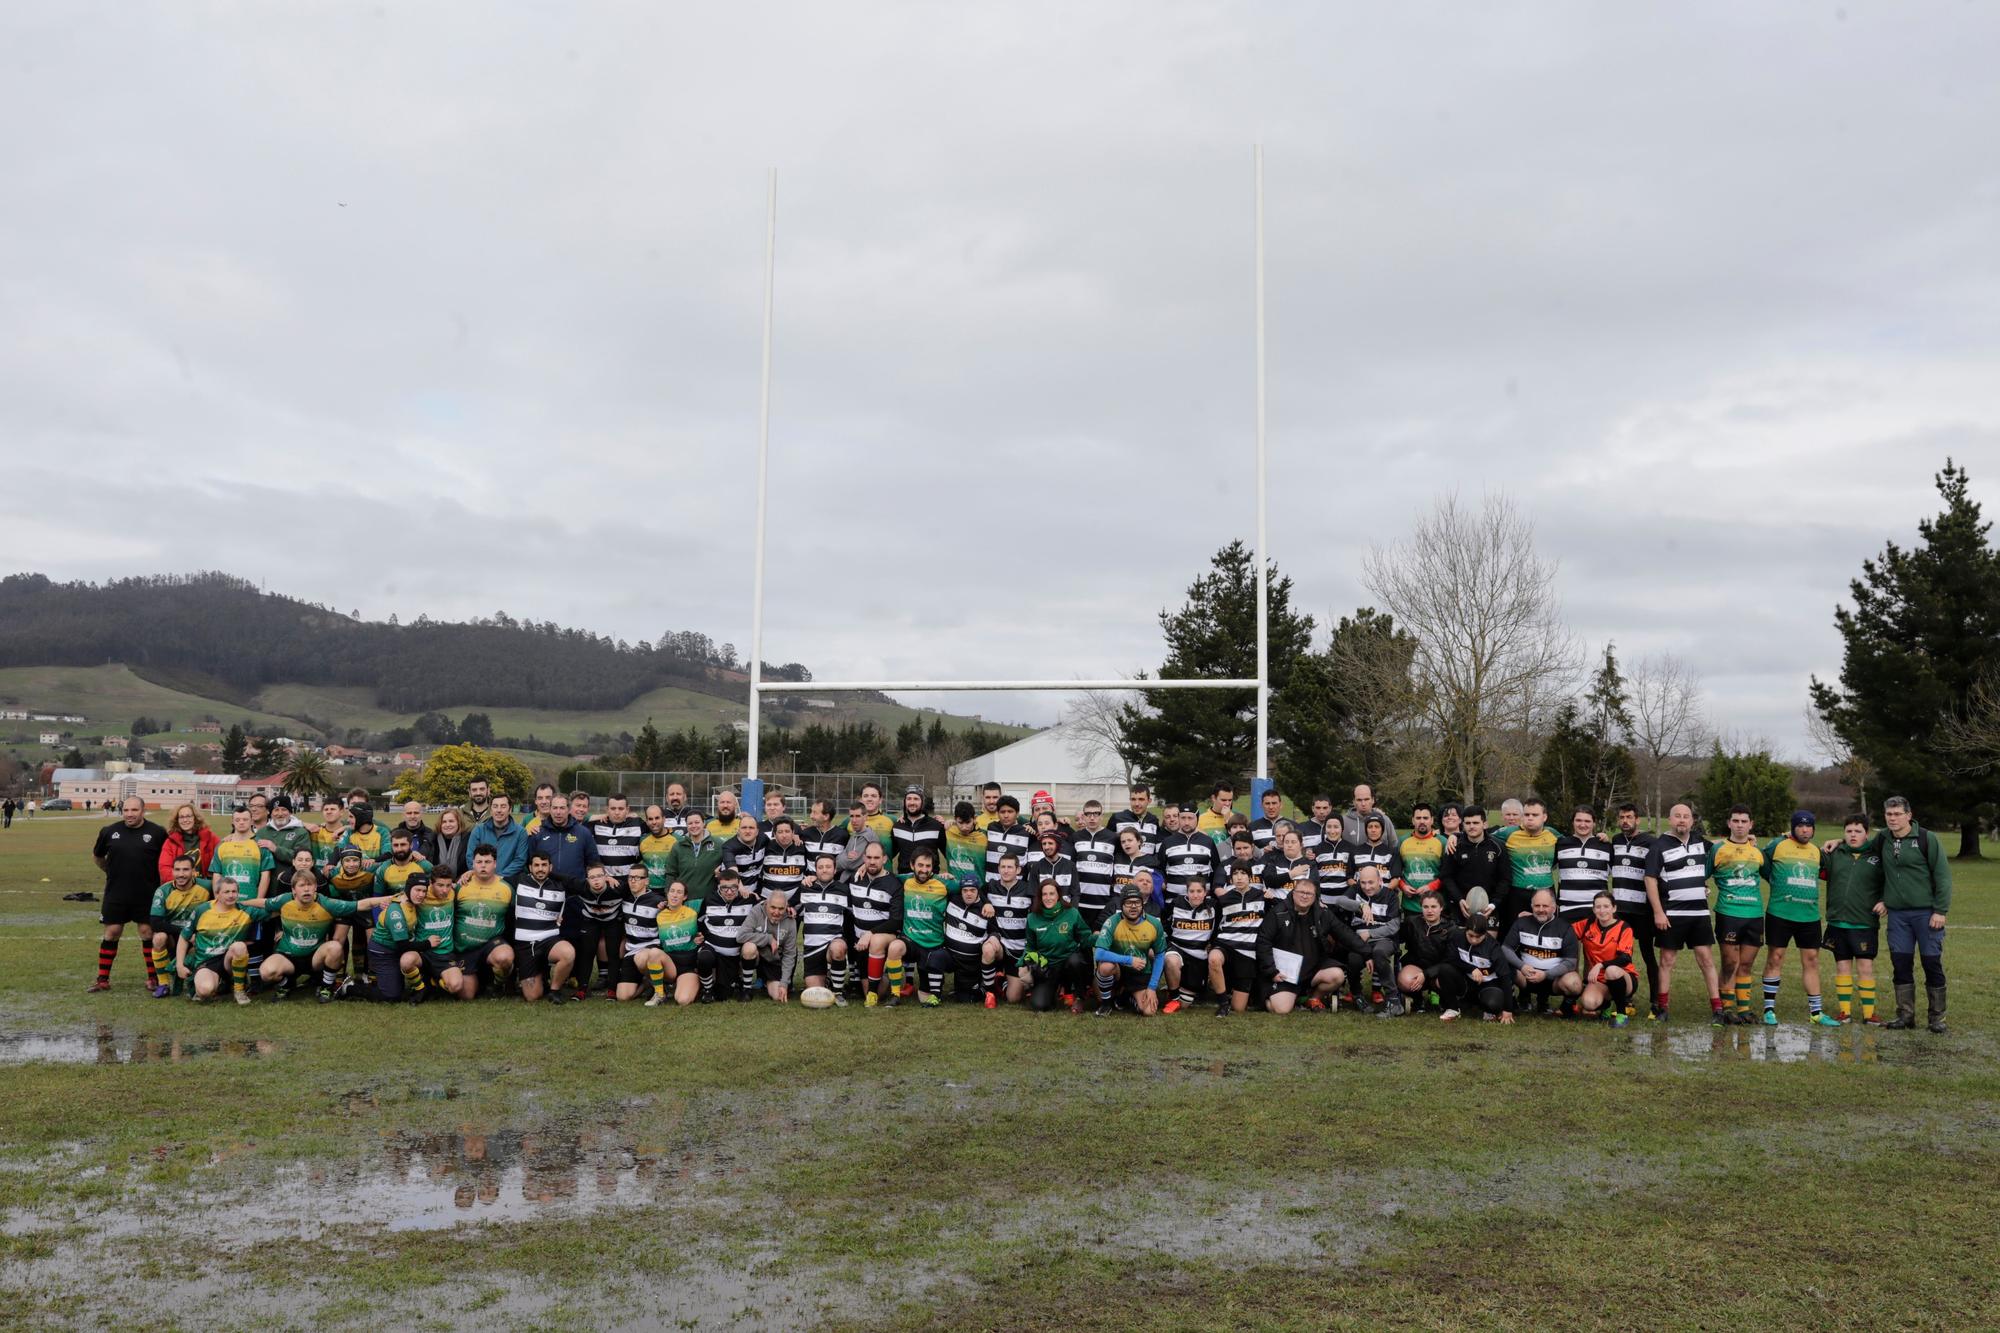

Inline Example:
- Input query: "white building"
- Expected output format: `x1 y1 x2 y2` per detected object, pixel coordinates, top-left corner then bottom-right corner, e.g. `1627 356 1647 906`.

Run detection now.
38 731 61 746
947 722 1135 814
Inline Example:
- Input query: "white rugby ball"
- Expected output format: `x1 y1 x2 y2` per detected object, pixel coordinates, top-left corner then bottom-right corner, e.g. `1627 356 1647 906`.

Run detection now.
800 985 836 1009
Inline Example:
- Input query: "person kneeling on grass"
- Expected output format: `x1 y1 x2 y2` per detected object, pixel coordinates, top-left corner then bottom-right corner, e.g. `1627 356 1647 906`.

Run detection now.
1397 891 1454 1015
740 888 799 1004
148 855 212 999
368 873 443 1004
1160 878 1216 1013
1021 880 1095 1013
176 877 272 1005
1503 889 1582 1015
1574 891 1636 1025
1439 909 1514 1023
1093 884 1167 1017
1255 873 1346 1015
257 869 389 1003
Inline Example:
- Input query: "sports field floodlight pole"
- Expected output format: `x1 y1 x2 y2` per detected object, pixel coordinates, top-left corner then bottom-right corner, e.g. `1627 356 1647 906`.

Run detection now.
743 169 777 819
742 151 1271 808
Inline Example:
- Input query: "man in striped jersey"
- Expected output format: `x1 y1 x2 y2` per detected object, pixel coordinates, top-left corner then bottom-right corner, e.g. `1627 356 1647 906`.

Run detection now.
717 817 770 902
941 874 999 1005
797 853 854 1003
1159 803 1226 907
1108 785 1162 858
1298 794 1337 857
1346 816 1401 906
1021 830 1076 903
1607 802 1660 1016
1552 806 1613 926
892 785 945 878
1643 802 1724 1023
1503 888 1582 1014
590 794 645 886
983 852 1034 1003
846 841 907 1007
759 818 809 900
982 796 1034 889
802 801 849 875
1208 860 1268 1016
1248 787 1287 852
563 862 626 1000
1067 801 1119 931
695 867 755 1001
613 865 668 1003
512 851 579 1004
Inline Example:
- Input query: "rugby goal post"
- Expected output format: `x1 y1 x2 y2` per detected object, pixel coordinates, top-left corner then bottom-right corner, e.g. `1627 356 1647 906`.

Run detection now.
739 151 1275 816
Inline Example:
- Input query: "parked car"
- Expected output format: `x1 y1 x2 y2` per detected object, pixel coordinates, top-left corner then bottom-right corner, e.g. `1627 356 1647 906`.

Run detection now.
42 799 73 811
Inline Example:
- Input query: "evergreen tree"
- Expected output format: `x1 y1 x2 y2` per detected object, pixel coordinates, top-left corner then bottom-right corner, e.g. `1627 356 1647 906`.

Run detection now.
220 724 247 775
1697 742 1797 838
459 712 495 747
632 718 665 770
1119 541 1313 799
1273 608 1416 801
1810 460 2000 856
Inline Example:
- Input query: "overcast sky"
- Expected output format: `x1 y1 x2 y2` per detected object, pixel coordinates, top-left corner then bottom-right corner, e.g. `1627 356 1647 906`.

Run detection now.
4 2 1996 759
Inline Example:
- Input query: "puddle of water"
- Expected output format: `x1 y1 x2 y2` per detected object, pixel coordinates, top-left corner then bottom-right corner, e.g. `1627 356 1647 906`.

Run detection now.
1627 1024 1889 1065
0 1026 276 1065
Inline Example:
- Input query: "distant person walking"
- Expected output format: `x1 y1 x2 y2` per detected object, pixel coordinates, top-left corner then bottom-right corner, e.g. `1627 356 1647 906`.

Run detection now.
2 798 14 828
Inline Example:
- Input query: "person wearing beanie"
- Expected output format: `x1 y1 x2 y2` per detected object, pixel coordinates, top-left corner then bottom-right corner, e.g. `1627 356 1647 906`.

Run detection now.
1093 884 1167 1017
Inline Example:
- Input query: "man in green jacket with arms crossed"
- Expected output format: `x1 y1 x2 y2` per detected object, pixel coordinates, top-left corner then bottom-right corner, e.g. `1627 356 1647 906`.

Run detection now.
1873 796 1952 1032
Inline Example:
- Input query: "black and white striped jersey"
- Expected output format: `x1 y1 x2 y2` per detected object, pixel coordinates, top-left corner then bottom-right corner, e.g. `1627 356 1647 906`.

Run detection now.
1159 832 1225 903
795 878 852 954
1448 928 1506 978
511 872 571 945
1165 899 1216 957
717 834 770 900
591 816 646 883
1212 884 1268 958
621 889 664 957
891 814 946 877
984 876 1034 956
943 895 992 953
1248 816 1284 852
1019 852 1076 900
1313 840 1352 894
1069 829 1119 917
1253 851 1312 895
1553 834 1614 916
1345 839 1401 894
846 869 902 938
1609 831 1656 911
760 842 809 898
699 894 753 956
1108 810 1164 859
1331 887 1401 942
1297 819 1331 854
982 821 1035 886
1644 833 1712 917
565 876 627 928
801 824 848 873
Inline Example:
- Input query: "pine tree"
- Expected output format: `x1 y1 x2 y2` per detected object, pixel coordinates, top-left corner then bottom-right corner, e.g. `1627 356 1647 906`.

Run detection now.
1119 541 1313 799
220 724 247 775
1811 460 2000 856
1697 743 1797 839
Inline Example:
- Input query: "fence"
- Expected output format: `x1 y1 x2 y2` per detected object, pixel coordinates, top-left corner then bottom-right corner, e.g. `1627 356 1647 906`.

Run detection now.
571 770 929 818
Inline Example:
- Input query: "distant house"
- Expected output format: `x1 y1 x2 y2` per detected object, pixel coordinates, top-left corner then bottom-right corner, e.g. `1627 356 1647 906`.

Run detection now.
61 714 86 724
392 752 417 765
0 709 26 721
38 731 62 746
101 735 129 749
948 723 1133 813
191 722 222 734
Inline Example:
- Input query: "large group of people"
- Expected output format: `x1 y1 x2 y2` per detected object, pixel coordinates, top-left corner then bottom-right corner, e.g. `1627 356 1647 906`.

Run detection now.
83 776 1955 1032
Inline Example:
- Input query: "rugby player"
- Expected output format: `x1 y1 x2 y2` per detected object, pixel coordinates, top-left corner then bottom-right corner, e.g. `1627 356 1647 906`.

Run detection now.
1762 811 1842 1026
147 854 212 998
1710 805 1768 1024
1822 814 1885 1024
175 876 270 1005
1644 802 1725 1024
1575 891 1636 1024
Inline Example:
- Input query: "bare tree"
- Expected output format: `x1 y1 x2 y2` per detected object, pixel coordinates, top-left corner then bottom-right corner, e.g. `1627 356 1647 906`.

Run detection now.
1627 653 1709 820
1804 704 1875 816
1059 686 1144 785
1935 668 2000 780
1361 493 1581 803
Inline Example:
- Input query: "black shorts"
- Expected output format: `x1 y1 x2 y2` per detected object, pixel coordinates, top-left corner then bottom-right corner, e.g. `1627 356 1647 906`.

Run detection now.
459 938 505 976
1660 914 1715 950
101 884 152 926
271 949 316 975
1827 924 1879 961
1169 947 1210 985
802 945 833 978
517 937 560 980
1764 916 1821 951
664 950 696 977
417 946 459 978
1715 913 1763 948
1499 887 1537 921
1220 949 1257 993
193 956 232 983
1617 909 1656 942
616 955 647 987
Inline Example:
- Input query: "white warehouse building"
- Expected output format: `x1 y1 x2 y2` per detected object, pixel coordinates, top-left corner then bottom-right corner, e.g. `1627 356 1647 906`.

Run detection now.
947 723 1136 813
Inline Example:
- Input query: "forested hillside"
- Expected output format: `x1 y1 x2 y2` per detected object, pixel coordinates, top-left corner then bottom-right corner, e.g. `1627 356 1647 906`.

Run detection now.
0 573 812 713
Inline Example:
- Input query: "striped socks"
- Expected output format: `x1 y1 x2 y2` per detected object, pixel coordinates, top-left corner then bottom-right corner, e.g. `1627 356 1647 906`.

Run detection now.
1858 979 1877 1021
1733 977 1753 1015
646 959 666 997
1807 992 1824 1017
1834 973 1853 1019
143 941 161 989
981 964 999 998
740 958 758 994
829 957 849 994
96 936 118 985
1096 968 1116 1002
1763 976 1780 1014
884 959 905 994
230 954 249 994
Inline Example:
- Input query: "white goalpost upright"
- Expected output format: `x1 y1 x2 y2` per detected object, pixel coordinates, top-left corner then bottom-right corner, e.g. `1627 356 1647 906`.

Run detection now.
741 150 1274 815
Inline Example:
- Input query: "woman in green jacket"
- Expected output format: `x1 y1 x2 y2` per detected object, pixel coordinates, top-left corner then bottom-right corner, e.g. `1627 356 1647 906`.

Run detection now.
1017 879 1092 1013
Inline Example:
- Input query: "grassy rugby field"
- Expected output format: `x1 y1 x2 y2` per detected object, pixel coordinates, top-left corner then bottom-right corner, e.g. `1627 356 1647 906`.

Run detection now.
1 814 1995 1331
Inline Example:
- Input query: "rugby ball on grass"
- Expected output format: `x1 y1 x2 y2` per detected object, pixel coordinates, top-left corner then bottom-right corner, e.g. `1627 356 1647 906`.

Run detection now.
800 985 837 1009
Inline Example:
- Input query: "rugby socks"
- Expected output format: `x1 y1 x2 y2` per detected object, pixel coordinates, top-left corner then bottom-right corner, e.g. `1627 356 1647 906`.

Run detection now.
1834 973 1853 1019
1096 968 1116 1003
1763 976 1780 1015
866 955 885 985
740 957 758 994
981 963 999 998
924 962 944 997
230 955 249 995
884 959 905 995
1175 986 1194 1007
1807 992 1824 1018
1709 996 1725 1018
96 936 118 984
1858 979 1877 1021
143 942 161 989
829 957 849 994
1733 977 1753 1015
646 959 666 998
320 967 339 988
698 962 716 999
401 960 423 993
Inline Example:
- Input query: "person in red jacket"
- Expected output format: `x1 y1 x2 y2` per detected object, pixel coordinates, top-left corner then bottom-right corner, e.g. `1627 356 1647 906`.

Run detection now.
1575 891 1636 1025
158 803 218 882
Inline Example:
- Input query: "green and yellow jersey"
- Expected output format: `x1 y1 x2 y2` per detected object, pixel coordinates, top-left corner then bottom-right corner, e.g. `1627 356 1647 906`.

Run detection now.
416 885 457 954
150 880 212 933
639 831 678 891
1096 913 1167 967
706 814 745 843
264 893 364 958
1398 832 1445 910
1499 827 1559 894
184 902 270 968
338 824 393 865
943 824 988 888
454 876 512 949
655 903 699 955
1196 808 1233 843
324 867 378 903
861 812 894 857
1762 837 1823 923
901 875 949 949
209 836 273 900
369 899 420 949
371 856 434 899
310 824 345 872
1708 839 1767 919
